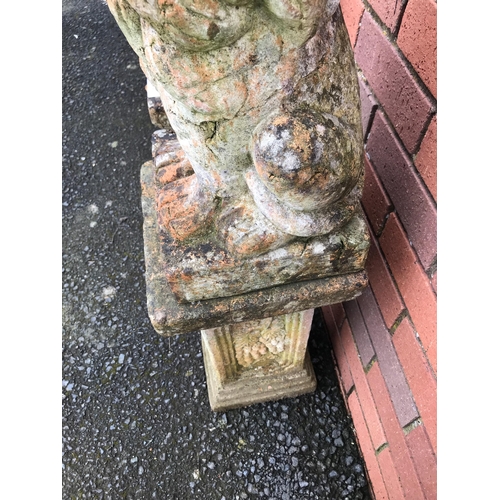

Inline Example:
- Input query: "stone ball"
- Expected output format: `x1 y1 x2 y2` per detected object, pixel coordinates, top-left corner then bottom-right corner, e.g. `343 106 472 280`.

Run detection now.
251 110 362 211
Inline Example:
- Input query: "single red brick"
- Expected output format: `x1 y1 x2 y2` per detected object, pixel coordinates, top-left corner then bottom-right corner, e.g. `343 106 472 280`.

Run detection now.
344 299 376 368
393 318 437 454
361 154 392 236
325 308 355 393
377 447 405 500
405 425 437 500
415 115 437 202
365 228 404 328
357 286 419 427
367 364 425 500
348 391 389 500
379 214 437 374
340 0 364 48
367 111 437 270
358 77 378 140
341 321 387 450
398 0 437 98
355 12 434 154
367 0 405 33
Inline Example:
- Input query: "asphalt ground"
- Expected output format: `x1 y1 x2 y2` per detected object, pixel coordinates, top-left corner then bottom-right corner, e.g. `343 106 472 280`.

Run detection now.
62 1 372 498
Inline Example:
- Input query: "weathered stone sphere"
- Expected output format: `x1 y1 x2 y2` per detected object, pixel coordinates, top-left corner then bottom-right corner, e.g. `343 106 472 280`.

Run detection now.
251 110 361 211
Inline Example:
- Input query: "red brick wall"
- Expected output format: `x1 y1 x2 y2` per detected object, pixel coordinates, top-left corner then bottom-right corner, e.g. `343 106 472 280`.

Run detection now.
322 0 437 498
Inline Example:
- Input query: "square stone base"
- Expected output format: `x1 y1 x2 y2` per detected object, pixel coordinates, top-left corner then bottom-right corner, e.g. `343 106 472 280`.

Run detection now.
143 142 369 304
141 161 368 337
201 310 317 411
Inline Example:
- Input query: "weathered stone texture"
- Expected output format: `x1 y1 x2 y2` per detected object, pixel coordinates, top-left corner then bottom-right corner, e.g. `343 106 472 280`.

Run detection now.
146 79 173 131
149 136 369 302
201 310 317 410
142 159 368 336
109 0 370 411
108 0 368 304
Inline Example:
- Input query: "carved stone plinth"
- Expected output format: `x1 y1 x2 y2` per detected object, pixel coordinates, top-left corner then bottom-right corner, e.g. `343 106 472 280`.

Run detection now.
147 133 369 304
107 0 370 410
141 159 367 337
201 310 316 411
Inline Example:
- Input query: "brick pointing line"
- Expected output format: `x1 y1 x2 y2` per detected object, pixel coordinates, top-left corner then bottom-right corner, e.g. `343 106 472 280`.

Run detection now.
341 321 387 450
365 230 405 329
323 306 354 394
397 0 437 99
415 114 437 202
393 317 437 454
377 447 405 500
366 110 437 270
430 270 437 294
357 286 419 427
339 0 364 48
379 213 437 374
366 0 406 34
348 391 389 500
361 154 391 237
343 299 375 368
330 302 346 330
355 11 434 154
358 77 377 140
405 425 437 500
367 363 425 500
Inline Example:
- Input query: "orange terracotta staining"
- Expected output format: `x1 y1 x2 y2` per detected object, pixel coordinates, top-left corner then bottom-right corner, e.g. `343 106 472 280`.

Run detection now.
275 50 300 82
272 114 290 127
188 54 227 84
290 122 312 155
156 158 194 185
164 4 189 31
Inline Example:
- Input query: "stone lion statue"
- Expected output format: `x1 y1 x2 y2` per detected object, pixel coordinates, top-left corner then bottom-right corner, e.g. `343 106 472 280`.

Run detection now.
107 0 364 258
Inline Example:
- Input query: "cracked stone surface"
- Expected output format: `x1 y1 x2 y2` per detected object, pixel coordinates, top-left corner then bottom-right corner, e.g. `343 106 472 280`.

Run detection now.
62 0 372 498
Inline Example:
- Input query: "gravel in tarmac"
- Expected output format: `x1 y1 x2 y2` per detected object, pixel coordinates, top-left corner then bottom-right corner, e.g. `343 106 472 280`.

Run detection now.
62 1 372 498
